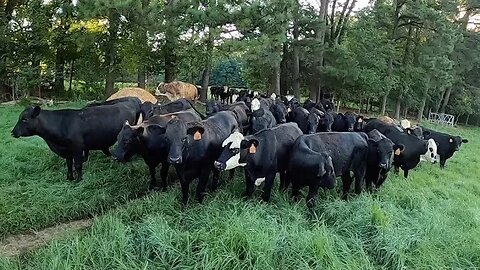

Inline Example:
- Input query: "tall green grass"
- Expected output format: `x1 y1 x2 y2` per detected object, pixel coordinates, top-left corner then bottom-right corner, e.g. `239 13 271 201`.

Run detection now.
1 105 479 269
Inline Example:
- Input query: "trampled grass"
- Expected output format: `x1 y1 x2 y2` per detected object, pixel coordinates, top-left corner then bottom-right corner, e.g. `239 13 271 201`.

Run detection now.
1 104 479 269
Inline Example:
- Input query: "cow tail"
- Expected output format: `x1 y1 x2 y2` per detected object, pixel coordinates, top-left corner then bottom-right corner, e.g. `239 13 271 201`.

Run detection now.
186 99 207 119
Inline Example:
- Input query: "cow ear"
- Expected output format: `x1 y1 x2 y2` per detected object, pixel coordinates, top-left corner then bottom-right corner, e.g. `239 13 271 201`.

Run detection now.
146 125 165 135
135 126 145 136
240 139 259 152
462 139 469 143
32 106 41 117
187 125 205 141
393 144 405 156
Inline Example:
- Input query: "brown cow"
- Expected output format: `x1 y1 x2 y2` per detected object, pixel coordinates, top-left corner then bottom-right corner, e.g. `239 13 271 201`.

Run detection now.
107 87 157 104
155 81 198 101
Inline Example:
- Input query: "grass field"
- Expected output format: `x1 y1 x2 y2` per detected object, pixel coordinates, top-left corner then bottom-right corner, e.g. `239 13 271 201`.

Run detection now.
1 104 479 269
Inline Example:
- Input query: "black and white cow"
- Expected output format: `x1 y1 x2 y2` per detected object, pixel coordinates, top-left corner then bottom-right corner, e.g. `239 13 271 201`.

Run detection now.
422 127 468 168
214 123 303 202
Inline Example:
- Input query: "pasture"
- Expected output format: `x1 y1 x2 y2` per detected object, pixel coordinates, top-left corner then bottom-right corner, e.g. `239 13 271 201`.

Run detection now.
0 104 479 269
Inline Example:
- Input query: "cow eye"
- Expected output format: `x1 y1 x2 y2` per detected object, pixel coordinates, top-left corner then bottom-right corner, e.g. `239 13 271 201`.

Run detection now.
232 148 240 154
21 119 27 123
182 137 187 142
429 147 433 152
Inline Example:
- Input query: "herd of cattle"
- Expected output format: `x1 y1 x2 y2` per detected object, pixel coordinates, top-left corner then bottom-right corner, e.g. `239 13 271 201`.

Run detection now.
11 91 469 210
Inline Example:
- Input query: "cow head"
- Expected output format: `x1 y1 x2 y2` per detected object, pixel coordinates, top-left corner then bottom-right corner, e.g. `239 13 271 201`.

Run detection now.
343 112 356 132
111 121 145 162
153 118 190 165
270 103 287 124
404 126 424 139
450 136 468 151
11 106 42 138
354 115 365 131
251 98 261 112
206 100 220 117
306 112 319 134
215 131 247 171
321 99 335 112
251 108 271 134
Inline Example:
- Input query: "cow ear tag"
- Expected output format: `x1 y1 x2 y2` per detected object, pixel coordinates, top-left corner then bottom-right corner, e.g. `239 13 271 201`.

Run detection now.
249 144 257 154
394 148 401 156
449 138 453 143
194 131 202 141
358 118 363 123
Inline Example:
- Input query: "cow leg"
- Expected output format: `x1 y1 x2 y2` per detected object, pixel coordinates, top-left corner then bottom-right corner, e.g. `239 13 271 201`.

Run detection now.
394 165 399 175
440 157 446 169
306 183 320 211
261 173 276 202
242 169 254 198
148 165 159 191
341 173 353 200
83 151 89 162
403 169 409 178
291 181 301 202
209 169 220 191
160 163 170 191
365 175 373 193
228 169 235 181
279 171 286 191
66 157 74 180
175 166 189 205
73 152 84 181
354 169 365 195
196 168 211 203
102 148 111 157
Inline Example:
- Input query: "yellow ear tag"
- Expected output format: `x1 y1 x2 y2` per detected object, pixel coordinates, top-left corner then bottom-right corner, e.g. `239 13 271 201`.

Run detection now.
249 144 257 154
358 118 363 123
449 138 453 143
194 131 202 141
395 148 401 156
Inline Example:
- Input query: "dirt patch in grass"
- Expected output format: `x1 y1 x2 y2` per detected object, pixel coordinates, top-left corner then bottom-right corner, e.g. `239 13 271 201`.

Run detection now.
0 219 92 258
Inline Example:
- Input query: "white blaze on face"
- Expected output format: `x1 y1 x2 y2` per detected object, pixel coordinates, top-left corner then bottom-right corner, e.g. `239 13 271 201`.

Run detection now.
253 91 259 97
232 94 239 103
251 98 261 112
255 178 266 186
421 138 438 163
270 93 277 100
286 95 294 102
222 132 246 170
400 119 411 129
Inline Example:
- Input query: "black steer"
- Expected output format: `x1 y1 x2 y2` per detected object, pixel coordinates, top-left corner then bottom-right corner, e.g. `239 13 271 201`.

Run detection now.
251 108 276 134
364 120 428 178
206 101 250 134
422 127 468 168
215 123 303 202
332 112 357 132
307 108 334 133
286 132 368 209
270 101 288 124
289 107 310 133
365 129 396 191
144 98 205 120
155 111 238 204
11 103 140 181
111 110 202 190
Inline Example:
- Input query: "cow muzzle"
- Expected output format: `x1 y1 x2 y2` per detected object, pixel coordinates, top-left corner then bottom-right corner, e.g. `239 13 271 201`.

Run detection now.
214 161 226 171
168 156 182 164
379 163 388 170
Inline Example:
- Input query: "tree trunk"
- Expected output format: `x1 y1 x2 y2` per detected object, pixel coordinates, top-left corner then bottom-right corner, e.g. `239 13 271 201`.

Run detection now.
403 104 408 119
394 97 401 119
68 59 74 96
164 0 178 83
440 87 452 113
310 0 329 101
200 32 213 102
435 88 446 112
280 42 289 96
417 87 428 121
292 13 300 99
465 114 470 126
54 47 65 94
366 97 371 114
137 67 146 89
105 9 120 97
271 60 281 95
381 92 388 115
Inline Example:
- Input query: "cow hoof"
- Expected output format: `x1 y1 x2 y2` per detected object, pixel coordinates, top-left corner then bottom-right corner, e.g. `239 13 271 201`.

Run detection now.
149 185 162 192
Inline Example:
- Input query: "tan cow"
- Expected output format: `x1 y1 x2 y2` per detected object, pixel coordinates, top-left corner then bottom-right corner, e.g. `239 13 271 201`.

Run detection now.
378 116 399 126
107 87 157 104
155 81 198 101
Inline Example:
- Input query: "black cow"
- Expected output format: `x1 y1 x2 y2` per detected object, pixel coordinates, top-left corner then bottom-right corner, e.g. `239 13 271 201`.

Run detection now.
154 111 238 204
354 115 365 132
251 108 277 134
143 98 205 120
289 107 310 133
320 99 335 112
286 132 368 209
303 99 326 112
111 110 202 190
365 129 396 191
206 101 250 134
422 127 468 168
86 97 142 109
332 112 357 132
404 126 424 140
270 101 288 124
364 120 428 178
215 123 303 202
11 103 140 181
307 108 334 133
